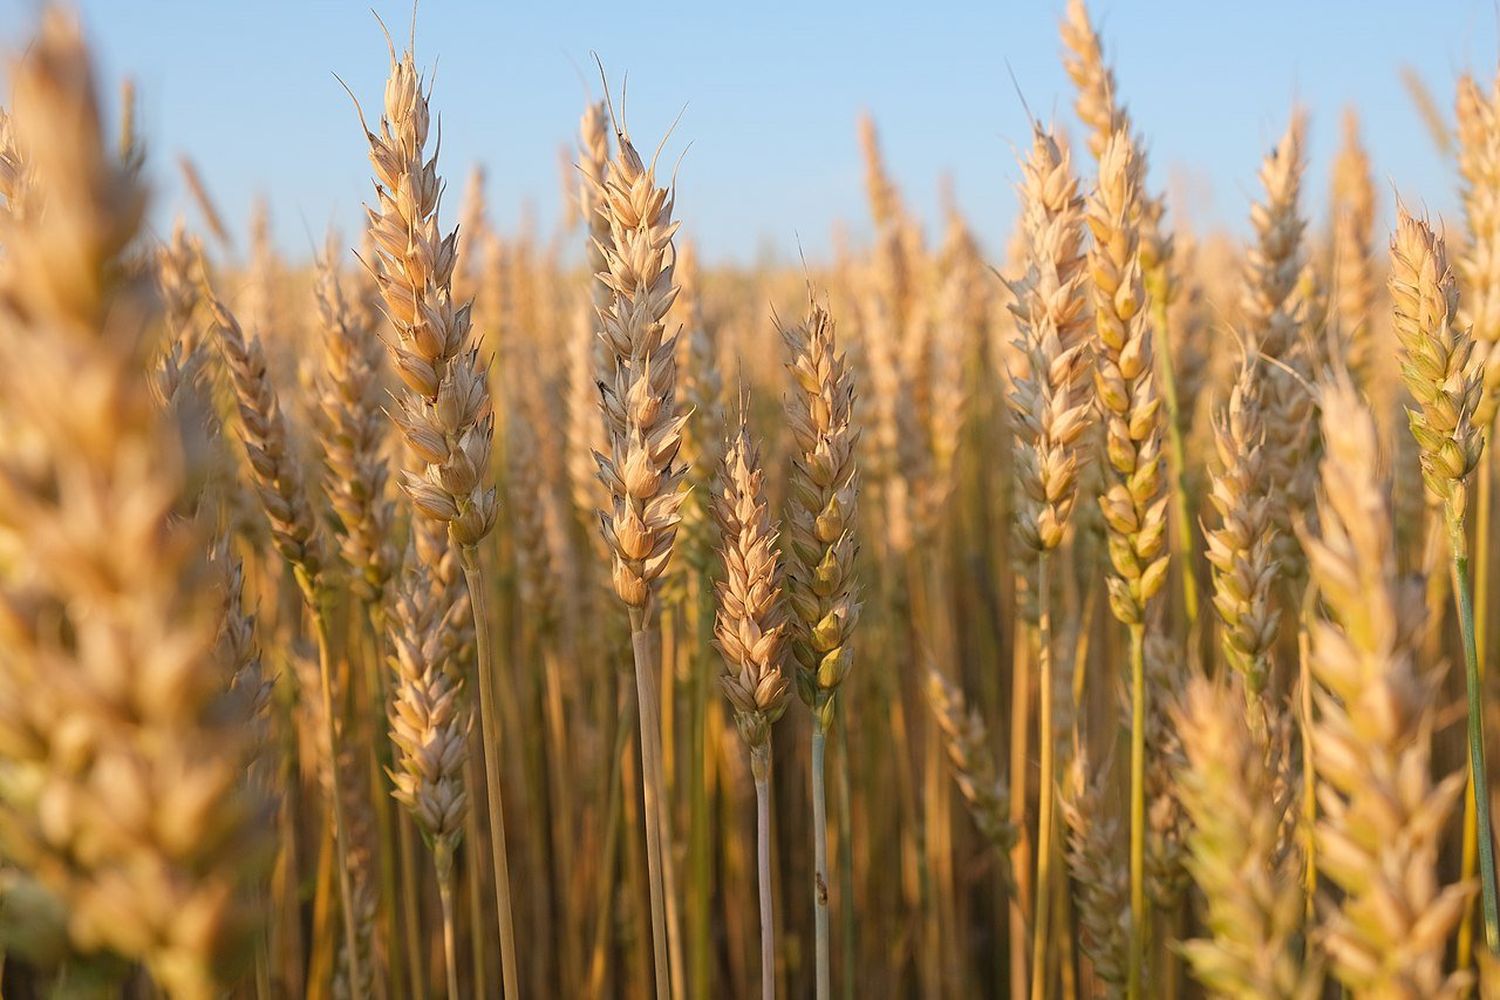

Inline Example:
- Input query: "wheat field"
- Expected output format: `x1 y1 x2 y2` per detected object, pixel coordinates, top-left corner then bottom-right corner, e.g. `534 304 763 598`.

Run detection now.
2 2 1499 998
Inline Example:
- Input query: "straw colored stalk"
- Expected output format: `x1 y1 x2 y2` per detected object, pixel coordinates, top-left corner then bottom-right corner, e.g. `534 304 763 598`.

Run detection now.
357 37 514 997
1388 209 1494 952
1086 127 1168 1000
782 301 860 999
590 119 691 999
0 14 270 996
1005 122 1092 1000
1301 381 1474 995
711 415 792 1000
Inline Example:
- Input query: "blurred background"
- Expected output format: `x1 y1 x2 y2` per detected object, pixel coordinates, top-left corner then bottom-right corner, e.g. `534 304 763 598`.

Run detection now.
0 0 1493 264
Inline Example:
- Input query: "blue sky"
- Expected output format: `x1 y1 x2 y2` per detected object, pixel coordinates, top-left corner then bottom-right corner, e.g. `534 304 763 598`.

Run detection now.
1 1 1496 265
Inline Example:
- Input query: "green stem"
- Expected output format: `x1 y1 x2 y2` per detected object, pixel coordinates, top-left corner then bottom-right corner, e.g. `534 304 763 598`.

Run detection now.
687 587 712 1000
628 605 675 1000
752 745 776 1000
812 720 832 1000
1297 591 1317 924
1453 525 1500 954
310 607 363 999
1462 449 1495 969
461 550 521 999
1152 290 1199 631
1030 553 1054 1000
835 718 856 1000
1127 622 1147 1000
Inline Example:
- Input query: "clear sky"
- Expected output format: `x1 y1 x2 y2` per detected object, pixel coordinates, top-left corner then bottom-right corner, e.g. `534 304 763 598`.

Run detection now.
1 1 1496 266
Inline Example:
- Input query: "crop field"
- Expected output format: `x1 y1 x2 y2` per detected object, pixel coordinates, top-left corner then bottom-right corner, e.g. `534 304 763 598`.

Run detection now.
0 2 1498 998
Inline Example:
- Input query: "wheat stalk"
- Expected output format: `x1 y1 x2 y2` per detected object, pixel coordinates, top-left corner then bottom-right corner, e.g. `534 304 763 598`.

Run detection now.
1389 208 1495 955
1085 127 1168 1000
590 112 691 998
782 299 860 999
1006 121 1093 1000
1302 380 1474 995
711 412 791 1000
356 34 514 998
0 14 270 995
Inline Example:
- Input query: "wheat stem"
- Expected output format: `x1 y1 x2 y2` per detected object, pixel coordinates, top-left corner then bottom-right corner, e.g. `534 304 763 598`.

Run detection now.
1453 519 1500 953
813 721 832 1000
1127 622 1146 1000
1151 284 1198 631
461 551 521 999
1030 552 1054 1000
436 844 461 1000
1463 440 1496 968
628 606 674 1000
752 746 776 1000
312 606 364 999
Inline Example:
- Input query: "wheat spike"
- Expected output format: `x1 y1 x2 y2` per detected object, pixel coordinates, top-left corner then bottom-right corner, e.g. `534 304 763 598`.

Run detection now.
1244 113 1316 572
1204 350 1282 711
1087 130 1169 624
1007 123 1094 554
315 237 398 606
1390 209 1485 522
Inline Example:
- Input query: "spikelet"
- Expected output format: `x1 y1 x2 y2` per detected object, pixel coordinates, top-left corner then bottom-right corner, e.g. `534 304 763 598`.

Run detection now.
1244 113 1316 572
315 238 398 606
1302 383 1473 997
0 13 269 994
1175 676 1321 1000
361 38 497 551
1389 209 1485 526
782 302 862 729
1086 130 1169 625
1204 351 1281 709
1457 70 1500 426
711 416 791 752
923 670 1016 855
1330 110 1378 393
590 124 689 610
1007 123 1093 554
